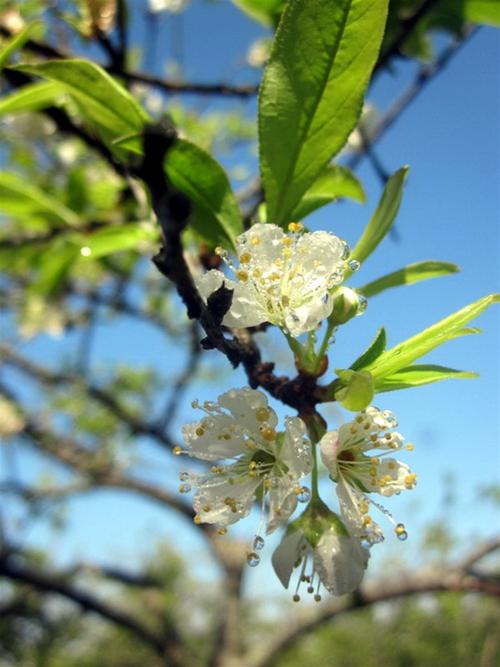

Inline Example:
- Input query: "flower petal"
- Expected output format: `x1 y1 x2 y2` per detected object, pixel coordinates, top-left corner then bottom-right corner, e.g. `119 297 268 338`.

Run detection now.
193 477 259 526
266 480 298 534
271 528 306 589
282 417 312 477
182 413 246 460
319 430 340 476
313 530 368 596
218 387 278 432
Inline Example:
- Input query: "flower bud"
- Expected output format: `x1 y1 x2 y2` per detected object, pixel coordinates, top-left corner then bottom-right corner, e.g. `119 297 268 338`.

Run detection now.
329 287 361 325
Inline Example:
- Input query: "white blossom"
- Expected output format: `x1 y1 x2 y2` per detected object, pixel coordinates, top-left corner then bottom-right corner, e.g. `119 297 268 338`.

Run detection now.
148 0 189 14
320 407 416 545
272 517 369 600
197 223 349 337
178 388 312 542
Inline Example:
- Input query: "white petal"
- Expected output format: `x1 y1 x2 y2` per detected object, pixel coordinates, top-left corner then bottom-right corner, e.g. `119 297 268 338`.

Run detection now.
193 477 258 526
182 414 245 460
281 417 312 477
238 223 284 265
314 531 368 596
271 529 306 589
222 281 268 329
266 481 298 534
285 294 333 337
376 459 412 497
196 269 228 300
218 387 278 432
319 430 340 476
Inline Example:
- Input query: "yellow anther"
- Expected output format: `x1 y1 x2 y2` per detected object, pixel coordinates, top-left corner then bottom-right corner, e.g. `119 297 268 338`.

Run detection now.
283 236 294 247
395 524 406 535
350 426 358 434
406 443 414 451
260 426 276 442
370 434 378 442
193 515 203 524
384 433 392 440
357 416 365 425
264 479 273 489
288 222 303 233
249 461 257 470
250 236 261 246
281 295 290 307
173 446 182 456
370 457 380 465
223 433 231 440
252 268 261 278
236 269 248 282
404 473 417 486
362 515 372 526
195 426 205 437
256 407 270 422
211 465 222 474
203 505 211 513
383 474 393 483
369 468 377 477
239 251 252 264
214 246 223 256
359 502 369 514
388 462 396 469
217 527 227 536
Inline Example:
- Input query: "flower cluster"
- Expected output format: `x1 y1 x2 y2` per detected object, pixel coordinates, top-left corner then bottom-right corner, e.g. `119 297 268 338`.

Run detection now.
197 222 350 337
176 388 312 564
178 222 417 600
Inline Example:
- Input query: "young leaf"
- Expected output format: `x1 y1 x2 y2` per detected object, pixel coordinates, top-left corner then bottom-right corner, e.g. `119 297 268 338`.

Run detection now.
364 294 499 380
374 364 478 393
0 81 61 117
164 139 243 249
13 59 149 139
231 0 285 26
358 260 459 298
259 0 388 226
464 0 500 26
290 165 366 221
334 369 374 411
30 241 79 296
350 327 386 371
76 223 158 260
345 166 408 278
0 171 82 228
0 22 43 70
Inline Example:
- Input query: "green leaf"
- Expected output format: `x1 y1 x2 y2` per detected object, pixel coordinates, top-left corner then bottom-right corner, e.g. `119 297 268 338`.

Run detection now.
364 294 500 380
374 364 478 393
13 59 149 139
164 139 243 248
350 327 386 371
0 171 82 228
231 0 285 26
334 369 374 411
0 22 43 71
31 241 79 296
358 260 459 298
346 166 409 278
464 0 500 26
76 223 158 259
290 165 366 221
259 0 388 227
0 81 62 117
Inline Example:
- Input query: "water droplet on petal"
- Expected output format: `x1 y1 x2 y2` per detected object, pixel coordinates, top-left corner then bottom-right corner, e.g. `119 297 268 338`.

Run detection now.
246 552 260 567
296 486 311 503
361 538 371 549
348 259 360 272
395 523 408 541
341 242 350 260
253 536 265 551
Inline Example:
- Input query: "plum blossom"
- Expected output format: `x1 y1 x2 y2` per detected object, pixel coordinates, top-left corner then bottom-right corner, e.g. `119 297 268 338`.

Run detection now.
320 407 417 546
272 508 369 600
177 388 312 558
196 222 349 337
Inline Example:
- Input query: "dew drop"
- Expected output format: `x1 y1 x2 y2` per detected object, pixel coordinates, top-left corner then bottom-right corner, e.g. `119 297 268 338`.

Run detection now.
348 259 360 272
253 535 265 551
341 242 350 260
246 552 260 567
179 472 189 481
296 486 311 503
178 483 191 493
395 523 408 541
361 538 371 549
355 294 368 316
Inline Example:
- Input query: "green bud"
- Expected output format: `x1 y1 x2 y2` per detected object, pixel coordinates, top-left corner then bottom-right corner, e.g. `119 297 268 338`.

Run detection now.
292 500 348 547
334 369 374 411
329 287 360 325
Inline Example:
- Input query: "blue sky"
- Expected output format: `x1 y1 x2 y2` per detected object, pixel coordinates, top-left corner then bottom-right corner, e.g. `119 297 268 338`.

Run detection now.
2 2 499 597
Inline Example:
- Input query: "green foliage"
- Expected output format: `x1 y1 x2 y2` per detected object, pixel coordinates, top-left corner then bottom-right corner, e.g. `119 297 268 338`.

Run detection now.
363 293 499 382
374 364 478 393
259 0 388 226
350 327 387 371
334 369 374 411
164 139 243 248
0 81 62 116
13 59 150 145
345 166 409 278
290 165 366 221
359 260 460 298
0 21 43 70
